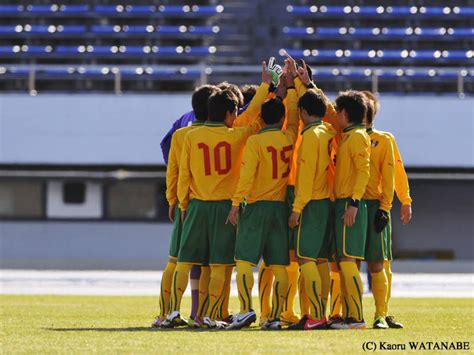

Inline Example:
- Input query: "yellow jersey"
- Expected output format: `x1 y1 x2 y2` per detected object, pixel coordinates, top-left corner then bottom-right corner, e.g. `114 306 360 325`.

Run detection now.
232 89 299 206
166 120 204 205
334 124 371 200
383 131 412 205
293 120 336 213
363 128 395 212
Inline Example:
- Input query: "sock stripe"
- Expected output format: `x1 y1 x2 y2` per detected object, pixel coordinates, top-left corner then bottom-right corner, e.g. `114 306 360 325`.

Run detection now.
259 283 268 312
170 270 178 312
283 285 291 311
351 295 361 321
331 294 339 314
209 290 224 319
159 281 165 316
243 274 252 311
312 281 322 320
198 295 209 318
272 281 280 320
352 276 364 316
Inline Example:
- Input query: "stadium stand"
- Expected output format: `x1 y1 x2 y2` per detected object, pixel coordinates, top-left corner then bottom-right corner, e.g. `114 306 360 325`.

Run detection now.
0 0 472 94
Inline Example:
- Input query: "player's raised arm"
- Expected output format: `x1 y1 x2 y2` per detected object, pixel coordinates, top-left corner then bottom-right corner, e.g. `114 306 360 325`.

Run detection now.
177 133 192 215
280 66 299 144
232 61 272 128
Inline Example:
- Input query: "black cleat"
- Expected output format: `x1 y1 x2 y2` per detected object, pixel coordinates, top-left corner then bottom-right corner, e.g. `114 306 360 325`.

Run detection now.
385 315 404 328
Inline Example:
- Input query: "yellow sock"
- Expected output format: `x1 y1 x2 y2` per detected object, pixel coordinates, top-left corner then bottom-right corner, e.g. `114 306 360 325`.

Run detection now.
236 261 254 313
317 261 330 318
340 272 349 319
300 262 323 320
258 263 273 320
298 270 310 316
169 263 191 313
270 266 289 320
205 265 227 319
329 270 341 318
218 266 233 320
197 266 210 318
371 270 388 318
281 261 299 319
339 261 364 322
159 262 176 317
384 261 393 315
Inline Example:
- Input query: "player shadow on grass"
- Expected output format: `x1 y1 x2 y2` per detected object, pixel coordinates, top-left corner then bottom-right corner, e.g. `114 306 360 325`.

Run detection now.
45 327 244 332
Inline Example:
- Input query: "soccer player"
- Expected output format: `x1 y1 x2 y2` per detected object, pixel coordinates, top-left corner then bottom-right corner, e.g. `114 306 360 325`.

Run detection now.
360 91 395 329
152 84 219 327
286 89 335 330
330 91 371 330
164 64 272 329
363 92 413 328
227 69 299 330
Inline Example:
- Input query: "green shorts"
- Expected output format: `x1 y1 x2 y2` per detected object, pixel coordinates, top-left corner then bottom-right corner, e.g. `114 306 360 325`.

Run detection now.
335 199 368 260
365 200 391 262
296 199 331 260
286 186 296 250
235 200 290 267
327 201 337 262
169 205 183 258
178 199 236 265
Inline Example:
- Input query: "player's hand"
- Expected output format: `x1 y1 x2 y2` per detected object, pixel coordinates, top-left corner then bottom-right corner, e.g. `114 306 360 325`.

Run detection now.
343 206 358 227
288 211 301 229
181 210 186 223
374 209 389 233
283 64 295 88
226 206 239 226
262 61 272 85
297 60 311 86
275 73 288 99
400 204 412 225
168 204 175 222
285 57 298 79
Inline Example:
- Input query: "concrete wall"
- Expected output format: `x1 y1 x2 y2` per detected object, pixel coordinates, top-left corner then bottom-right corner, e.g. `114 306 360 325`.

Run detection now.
1 94 473 167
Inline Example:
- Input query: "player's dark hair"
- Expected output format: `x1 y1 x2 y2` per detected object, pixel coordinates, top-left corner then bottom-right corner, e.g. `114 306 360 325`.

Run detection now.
335 90 368 124
261 98 286 125
361 90 380 124
217 81 244 108
207 89 238 122
192 85 220 120
240 84 258 106
298 89 327 118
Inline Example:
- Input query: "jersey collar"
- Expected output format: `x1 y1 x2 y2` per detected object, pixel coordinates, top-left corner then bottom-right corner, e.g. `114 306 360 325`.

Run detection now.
259 124 281 134
204 121 226 127
301 120 322 135
366 127 373 134
343 123 365 133
192 120 205 126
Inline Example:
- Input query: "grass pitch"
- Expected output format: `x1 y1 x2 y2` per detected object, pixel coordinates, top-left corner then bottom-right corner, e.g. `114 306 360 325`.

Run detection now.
1 295 472 354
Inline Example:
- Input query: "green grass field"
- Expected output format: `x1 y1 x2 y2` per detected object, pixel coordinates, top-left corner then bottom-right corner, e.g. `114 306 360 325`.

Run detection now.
1 295 472 354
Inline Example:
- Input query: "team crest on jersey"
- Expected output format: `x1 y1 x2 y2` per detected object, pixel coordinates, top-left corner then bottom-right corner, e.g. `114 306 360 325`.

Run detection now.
371 140 379 148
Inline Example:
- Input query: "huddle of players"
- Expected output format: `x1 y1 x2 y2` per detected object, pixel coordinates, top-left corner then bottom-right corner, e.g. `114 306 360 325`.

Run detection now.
153 57 412 331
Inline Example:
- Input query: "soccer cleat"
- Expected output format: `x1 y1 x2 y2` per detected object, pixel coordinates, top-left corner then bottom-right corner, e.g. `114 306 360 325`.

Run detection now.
202 317 228 329
261 318 282 330
373 316 389 329
151 315 165 328
287 315 308 330
226 310 256 330
222 314 235 324
385 315 404 329
162 311 187 328
280 312 300 326
187 316 195 328
327 315 344 328
192 316 203 328
329 317 366 330
303 317 327 330
258 318 268 327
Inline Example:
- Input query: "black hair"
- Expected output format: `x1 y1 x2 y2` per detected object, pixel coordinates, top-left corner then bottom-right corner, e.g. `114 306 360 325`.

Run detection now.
335 90 368 124
261 98 286 125
240 84 258 106
192 85 220 120
297 89 327 118
361 91 379 124
207 90 238 122
217 81 244 108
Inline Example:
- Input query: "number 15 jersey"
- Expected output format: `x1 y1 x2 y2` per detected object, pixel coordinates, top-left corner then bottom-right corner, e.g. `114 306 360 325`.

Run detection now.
231 89 299 206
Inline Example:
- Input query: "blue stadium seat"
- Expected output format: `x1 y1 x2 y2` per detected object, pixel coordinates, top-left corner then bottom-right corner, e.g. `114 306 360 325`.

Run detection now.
188 26 218 35
320 6 345 15
159 6 186 15
29 25 50 34
450 28 474 38
125 5 155 14
193 6 222 15
92 25 116 34
0 26 17 34
156 26 182 34
26 5 53 14
59 5 89 14
0 5 22 14
61 26 86 34
457 7 474 17
55 46 80 54
317 27 341 36
0 46 14 54
125 26 150 34
40 68 73 76
94 6 119 14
